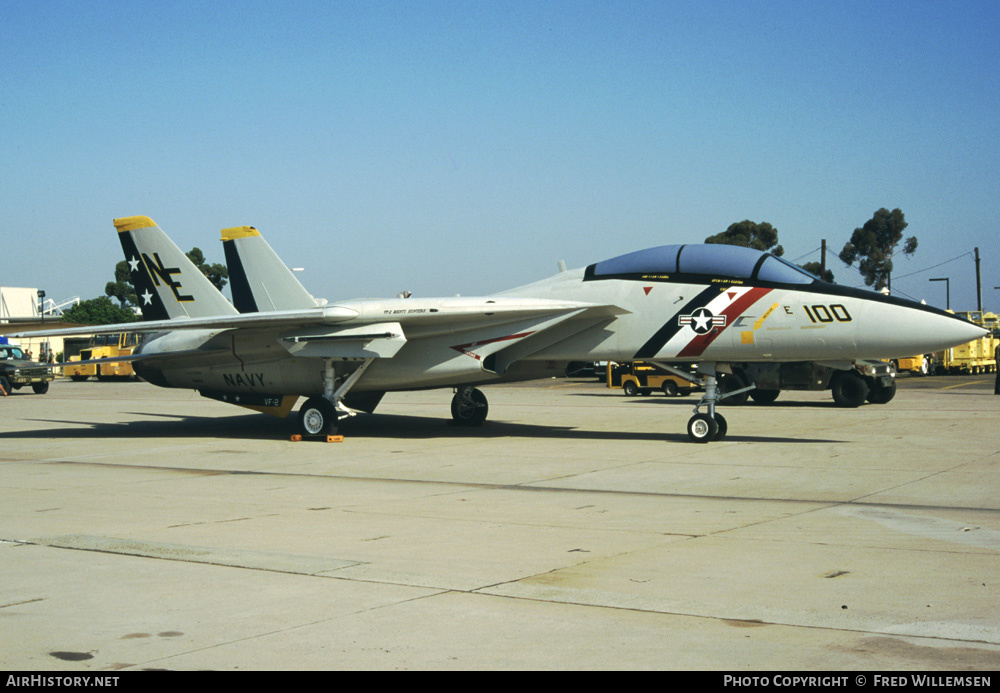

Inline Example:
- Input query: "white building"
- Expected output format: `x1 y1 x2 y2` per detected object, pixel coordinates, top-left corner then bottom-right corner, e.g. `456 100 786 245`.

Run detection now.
0 286 41 321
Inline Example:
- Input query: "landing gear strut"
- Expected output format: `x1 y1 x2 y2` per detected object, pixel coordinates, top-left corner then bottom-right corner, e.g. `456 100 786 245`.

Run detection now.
651 361 750 443
688 365 726 443
296 358 374 438
451 385 489 426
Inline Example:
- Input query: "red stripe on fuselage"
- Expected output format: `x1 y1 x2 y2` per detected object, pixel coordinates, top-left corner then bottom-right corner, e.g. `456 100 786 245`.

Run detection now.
676 287 772 357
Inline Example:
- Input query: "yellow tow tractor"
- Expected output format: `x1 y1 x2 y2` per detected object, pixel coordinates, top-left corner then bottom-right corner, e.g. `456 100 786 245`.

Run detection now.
64 333 140 381
607 361 700 397
893 354 932 376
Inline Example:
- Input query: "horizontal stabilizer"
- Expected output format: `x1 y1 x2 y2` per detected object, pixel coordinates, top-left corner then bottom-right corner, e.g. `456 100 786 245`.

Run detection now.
63 347 232 369
16 306 361 340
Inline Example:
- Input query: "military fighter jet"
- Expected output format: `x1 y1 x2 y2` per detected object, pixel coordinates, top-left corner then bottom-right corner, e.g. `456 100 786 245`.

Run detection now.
28 216 986 442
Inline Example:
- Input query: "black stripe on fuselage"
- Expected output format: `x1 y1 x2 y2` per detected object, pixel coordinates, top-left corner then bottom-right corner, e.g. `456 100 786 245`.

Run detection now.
583 265 966 324
634 285 721 359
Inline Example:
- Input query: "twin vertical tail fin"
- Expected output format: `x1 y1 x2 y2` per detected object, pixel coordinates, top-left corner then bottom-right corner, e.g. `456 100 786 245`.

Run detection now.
221 226 319 313
115 216 239 321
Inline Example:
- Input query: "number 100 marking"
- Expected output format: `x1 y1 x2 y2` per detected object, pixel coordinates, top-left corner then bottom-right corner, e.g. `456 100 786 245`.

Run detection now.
803 304 852 323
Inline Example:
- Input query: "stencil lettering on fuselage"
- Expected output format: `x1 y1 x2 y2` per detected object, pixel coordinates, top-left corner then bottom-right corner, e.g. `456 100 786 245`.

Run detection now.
223 372 266 388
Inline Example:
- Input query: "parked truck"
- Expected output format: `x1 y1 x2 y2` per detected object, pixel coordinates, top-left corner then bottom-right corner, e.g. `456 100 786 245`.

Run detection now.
64 332 140 381
892 354 932 376
719 360 896 407
933 311 998 374
607 361 700 397
0 337 54 395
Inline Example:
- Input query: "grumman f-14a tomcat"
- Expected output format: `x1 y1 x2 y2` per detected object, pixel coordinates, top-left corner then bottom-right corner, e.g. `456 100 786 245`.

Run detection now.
27 216 986 443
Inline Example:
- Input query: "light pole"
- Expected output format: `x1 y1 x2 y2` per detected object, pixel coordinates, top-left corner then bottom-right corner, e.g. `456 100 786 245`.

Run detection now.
929 277 950 310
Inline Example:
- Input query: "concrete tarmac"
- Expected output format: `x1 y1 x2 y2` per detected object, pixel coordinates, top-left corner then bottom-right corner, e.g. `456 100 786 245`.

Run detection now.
2 374 999 670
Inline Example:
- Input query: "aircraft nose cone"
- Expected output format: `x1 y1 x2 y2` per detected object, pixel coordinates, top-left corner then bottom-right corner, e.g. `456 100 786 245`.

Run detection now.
854 301 989 359
928 313 988 351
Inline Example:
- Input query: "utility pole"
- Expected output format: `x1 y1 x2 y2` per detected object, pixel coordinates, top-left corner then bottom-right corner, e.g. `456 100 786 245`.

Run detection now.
821 239 827 279
974 247 982 311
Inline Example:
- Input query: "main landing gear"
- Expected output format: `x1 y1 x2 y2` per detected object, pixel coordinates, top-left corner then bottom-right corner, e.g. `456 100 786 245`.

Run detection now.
296 358 374 438
295 364 492 436
451 385 489 426
298 396 340 436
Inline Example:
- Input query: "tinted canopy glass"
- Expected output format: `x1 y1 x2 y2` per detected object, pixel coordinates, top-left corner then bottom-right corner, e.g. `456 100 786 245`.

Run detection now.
592 244 817 285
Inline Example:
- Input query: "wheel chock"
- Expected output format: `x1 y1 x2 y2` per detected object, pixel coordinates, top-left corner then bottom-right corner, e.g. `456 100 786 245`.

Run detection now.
289 433 344 443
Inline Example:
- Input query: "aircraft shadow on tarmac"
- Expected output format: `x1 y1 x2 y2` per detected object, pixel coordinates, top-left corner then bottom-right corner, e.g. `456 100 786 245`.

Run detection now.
573 392 872 409
10 411 838 444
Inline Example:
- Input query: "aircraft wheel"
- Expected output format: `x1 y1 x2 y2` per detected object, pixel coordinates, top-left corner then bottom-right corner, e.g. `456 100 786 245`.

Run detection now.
623 381 639 397
687 413 719 443
713 413 728 441
831 371 868 408
662 381 679 397
451 387 488 426
298 397 338 436
867 379 897 404
919 356 930 376
750 388 779 404
718 372 748 405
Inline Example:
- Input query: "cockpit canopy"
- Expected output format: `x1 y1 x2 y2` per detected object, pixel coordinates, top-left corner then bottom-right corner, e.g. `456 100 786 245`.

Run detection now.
590 244 820 285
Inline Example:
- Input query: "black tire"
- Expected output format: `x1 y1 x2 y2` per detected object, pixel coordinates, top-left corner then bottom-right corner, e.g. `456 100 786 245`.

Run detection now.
662 381 679 397
867 379 897 404
623 381 639 397
749 388 780 404
451 387 488 426
32 382 49 395
831 371 868 408
298 397 338 436
713 413 728 441
687 413 719 443
70 375 89 382
718 372 748 405
0 375 10 396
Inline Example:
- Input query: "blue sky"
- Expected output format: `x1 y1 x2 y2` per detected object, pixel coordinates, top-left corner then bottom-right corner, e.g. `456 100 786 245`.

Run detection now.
3 0 999 313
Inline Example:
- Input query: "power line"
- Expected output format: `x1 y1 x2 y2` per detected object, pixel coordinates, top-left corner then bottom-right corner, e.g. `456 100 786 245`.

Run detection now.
892 251 975 281
792 246 822 263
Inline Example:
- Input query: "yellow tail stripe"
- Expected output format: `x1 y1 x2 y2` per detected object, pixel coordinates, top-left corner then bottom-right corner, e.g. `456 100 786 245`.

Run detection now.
114 216 157 232
221 226 260 241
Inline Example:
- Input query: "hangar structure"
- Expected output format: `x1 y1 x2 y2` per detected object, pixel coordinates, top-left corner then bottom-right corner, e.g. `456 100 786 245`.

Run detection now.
0 286 81 361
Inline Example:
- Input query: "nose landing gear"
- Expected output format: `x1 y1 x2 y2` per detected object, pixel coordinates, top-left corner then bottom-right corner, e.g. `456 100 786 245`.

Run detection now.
651 361 747 443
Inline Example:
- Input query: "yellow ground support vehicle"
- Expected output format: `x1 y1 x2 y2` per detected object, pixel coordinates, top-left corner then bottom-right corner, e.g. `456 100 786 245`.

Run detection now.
607 361 699 397
64 333 140 381
893 354 932 376
933 311 998 374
